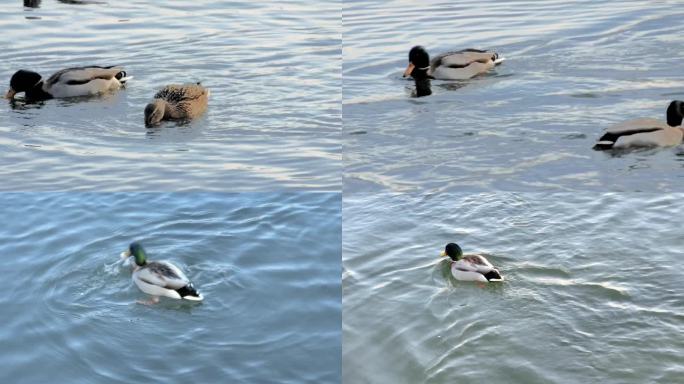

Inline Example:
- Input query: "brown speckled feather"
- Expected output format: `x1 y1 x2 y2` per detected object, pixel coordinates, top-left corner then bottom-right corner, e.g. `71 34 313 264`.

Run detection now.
154 83 209 120
45 66 123 87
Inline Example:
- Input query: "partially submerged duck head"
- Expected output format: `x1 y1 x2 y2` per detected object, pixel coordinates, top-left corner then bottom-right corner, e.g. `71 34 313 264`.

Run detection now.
6 70 42 99
144 99 166 127
121 242 148 266
440 242 463 261
403 45 431 79
666 100 684 127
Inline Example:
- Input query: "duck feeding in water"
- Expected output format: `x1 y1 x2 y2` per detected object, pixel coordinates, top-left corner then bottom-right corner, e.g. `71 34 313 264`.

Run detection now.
144 83 209 127
5 66 131 101
403 45 505 81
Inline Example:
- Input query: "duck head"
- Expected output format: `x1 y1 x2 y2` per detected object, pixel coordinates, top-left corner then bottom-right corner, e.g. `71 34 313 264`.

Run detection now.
121 242 148 266
666 100 684 127
440 243 463 261
6 70 42 99
403 46 431 78
144 100 166 127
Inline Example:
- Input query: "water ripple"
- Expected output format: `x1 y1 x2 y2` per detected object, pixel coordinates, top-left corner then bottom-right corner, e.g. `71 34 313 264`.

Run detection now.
0 192 341 383
343 193 684 384
343 0 684 192
0 0 340 191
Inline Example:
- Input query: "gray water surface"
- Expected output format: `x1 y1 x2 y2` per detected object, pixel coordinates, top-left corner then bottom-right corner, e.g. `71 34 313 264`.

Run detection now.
0 0 340 191
343 0 684 192
0 192 341 383
343 193 684 384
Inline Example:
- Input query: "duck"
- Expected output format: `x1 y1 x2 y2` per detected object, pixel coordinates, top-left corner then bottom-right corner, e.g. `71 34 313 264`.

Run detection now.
593 100 684 150
5 66 130 100
441 243 504 283
144 83 209 127
120 242 203 303
403 46 505 81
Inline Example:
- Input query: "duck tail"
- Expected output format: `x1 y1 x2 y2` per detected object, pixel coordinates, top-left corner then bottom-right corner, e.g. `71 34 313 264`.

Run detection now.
484 269 504 281
593 140 615 150
116 71 133 84
176 283 203 301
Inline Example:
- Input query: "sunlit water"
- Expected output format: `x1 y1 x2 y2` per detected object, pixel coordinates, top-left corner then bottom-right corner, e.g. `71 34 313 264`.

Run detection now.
343 0 684 192
343 193 684 383
0 0 340 191
0 192 341 383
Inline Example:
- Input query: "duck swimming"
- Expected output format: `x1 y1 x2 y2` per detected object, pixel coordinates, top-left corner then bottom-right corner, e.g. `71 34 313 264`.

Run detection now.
121 242 203 304
5 66 130 100
144 83 209 127
403 46 505 81
593 100 684 150
441 243 503 283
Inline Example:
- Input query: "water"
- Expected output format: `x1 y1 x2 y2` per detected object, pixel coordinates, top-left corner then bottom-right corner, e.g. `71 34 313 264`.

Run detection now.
342 193 684 384
343 0 684 192
0 0 340 191
0 192 341 383
343 193 684 383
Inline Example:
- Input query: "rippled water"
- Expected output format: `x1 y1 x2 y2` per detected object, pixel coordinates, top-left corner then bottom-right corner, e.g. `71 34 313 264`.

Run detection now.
0 0 340 191
343 0 684 192
0 193 341 383
343 193 684 383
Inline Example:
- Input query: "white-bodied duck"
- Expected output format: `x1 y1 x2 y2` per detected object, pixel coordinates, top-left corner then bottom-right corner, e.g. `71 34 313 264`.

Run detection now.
594 100 684 150
121 242 203 304
441 243 503 283
403 46 505 81
5 66 131 100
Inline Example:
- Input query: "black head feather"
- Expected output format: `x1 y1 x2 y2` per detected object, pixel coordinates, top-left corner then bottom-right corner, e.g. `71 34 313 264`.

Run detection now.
408 46 431 69
444 243 463 261
10 70 43 93
666 100 684 127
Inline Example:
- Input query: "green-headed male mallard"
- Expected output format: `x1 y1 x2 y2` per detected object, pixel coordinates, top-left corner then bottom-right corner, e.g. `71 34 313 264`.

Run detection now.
5 66 130 100
144 83 209 127
441 243 504 283
120 242 203 304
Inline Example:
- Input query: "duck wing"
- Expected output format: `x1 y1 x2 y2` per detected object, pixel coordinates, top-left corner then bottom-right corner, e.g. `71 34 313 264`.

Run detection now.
154 84 208 103
137 260 190 289
459 255 496 273
45 66 125 87
594 119 669 150
431 49 497 69
464 255 504 281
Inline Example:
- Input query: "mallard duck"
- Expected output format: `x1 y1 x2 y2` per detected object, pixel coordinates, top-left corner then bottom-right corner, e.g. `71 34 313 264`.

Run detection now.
5 66 130 100
593 100 684 150
403 46 505 81
144 83 209 127
120 242 203 303
440 243 504 282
